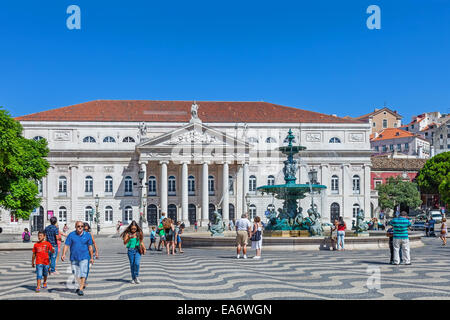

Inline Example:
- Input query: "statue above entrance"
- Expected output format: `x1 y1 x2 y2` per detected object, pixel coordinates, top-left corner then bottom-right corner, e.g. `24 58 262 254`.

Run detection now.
190 101 201 123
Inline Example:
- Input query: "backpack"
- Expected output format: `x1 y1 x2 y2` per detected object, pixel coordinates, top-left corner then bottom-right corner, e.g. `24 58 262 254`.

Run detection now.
23 232 30 242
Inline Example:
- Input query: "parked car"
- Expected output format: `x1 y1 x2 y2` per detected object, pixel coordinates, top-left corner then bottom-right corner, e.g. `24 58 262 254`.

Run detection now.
428 210 444 224
414 214 427 221
411 220 426 231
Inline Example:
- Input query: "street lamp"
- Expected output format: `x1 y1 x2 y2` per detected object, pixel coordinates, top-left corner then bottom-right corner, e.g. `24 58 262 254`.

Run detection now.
137 169 146 228
308 169 318 211
95 194 100 234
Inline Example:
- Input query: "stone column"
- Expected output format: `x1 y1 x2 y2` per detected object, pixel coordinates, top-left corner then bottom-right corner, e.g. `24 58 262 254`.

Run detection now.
222 162 229 222
342 164 350 229
201 161 209 226
160 161 168 215
364 164 371 220
181 161 189 226
140 162 149 232
320 164 329 222
242 162 249 215
236 164 244 220
70 165 78 223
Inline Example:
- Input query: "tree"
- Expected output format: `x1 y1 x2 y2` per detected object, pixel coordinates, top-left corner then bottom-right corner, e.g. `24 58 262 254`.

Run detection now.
0 107 49 219
416 151 450 194
439 173 450 207
376 176 422 212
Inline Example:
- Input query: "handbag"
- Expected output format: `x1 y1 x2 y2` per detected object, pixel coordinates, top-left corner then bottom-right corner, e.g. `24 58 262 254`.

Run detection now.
250 224 262 241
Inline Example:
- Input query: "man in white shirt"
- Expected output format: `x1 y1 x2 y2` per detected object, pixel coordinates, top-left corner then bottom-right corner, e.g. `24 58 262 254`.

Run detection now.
235 213 252 259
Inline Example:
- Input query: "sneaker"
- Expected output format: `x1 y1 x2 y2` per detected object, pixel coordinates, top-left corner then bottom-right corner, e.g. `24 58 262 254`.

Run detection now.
42 283 47 289
253 256 261 259
77 290 84 296
130 279 136 284
135 278 141 284
236 255 240 259
243 255 247 259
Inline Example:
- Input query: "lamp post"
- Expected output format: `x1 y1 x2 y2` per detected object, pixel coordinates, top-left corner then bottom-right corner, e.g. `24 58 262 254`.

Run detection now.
137 169 146 228
95 194 100 235
308 169 318 209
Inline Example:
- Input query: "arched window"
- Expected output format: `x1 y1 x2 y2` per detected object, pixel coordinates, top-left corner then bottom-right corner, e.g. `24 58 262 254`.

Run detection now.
188 175 195 195
352 203 360 224
85 176 93 194
123 206 133 223
124 176 133 195
208 203 216 221
58 176 67 195
267 175 275 186
103 136 116 143
249 175 257 192
331 175 339 194
229 175 234 195
249 204 257 220
147 204 158 225
148 176 157 195
208 175 215 195
105 206 113 222
330 203 340 223
122 136 135 143
83 136 96 143
352 175 360 194
33 136 44 141
266 137 277 143
229 204 235 221
58 206 67 223
85 206 94 222
105 176 113 194
329 137 341 143
168 176 176 195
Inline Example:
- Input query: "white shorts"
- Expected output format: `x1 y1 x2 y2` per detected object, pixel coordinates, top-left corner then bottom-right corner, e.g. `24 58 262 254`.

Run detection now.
251 239 262 250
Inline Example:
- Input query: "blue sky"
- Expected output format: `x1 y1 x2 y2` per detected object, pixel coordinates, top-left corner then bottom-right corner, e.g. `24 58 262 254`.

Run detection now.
0 0 449 123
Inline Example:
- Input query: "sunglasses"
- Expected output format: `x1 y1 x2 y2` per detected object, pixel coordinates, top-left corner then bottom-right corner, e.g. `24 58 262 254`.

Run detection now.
76 225 84 228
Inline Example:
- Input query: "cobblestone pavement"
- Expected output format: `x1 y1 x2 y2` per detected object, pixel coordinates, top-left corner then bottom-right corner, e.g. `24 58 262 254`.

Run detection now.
0 236 449 300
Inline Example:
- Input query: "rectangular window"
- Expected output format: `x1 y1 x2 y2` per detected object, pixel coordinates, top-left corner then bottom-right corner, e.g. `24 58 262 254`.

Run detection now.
382 145 387 152
405 143 409 150
374 146 379 152
389 144 394 151
373 122 376 127
397 144 402 150
383 119 387 128
375 180 382 188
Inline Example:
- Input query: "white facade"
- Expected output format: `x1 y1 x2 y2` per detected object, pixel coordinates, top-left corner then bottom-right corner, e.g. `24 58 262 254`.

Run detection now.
1 108 373 233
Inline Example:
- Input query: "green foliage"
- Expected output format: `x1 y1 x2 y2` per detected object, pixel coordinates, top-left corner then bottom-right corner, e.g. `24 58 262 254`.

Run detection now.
0 107 49 219
439 173 450 206
416 152 450 194
376 176 422 211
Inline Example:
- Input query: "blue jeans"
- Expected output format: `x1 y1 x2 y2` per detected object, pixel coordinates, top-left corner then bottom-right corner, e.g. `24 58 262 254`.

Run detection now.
127 248 141 280
35 264 49 280
71 260 89 278
337 231 345 250
49 246 58 272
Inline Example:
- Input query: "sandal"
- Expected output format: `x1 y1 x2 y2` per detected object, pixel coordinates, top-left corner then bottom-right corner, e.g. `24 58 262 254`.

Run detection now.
36 288 40 293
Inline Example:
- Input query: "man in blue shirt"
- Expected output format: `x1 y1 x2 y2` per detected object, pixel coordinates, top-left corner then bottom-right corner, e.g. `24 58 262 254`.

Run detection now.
44 217 59 274
388 211 412 265
61 221 94 296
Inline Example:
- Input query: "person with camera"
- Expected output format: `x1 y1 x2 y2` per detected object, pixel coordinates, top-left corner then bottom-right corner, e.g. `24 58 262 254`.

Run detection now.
121 220 146 284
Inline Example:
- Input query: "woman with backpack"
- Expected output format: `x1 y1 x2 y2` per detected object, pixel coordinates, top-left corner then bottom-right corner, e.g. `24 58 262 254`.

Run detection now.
163 218 176 255
337 217 346 251
22 228 31 243
121 220 146 284
250 216 263 259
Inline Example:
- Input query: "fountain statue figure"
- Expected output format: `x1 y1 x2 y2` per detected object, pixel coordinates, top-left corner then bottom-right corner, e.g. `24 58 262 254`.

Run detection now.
257 129 327 235
355 209 369 233
210 211 225 237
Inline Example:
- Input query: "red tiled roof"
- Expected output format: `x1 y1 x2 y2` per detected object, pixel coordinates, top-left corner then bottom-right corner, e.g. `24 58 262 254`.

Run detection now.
354 107 402 121
371 128 416 141
15 100 363 124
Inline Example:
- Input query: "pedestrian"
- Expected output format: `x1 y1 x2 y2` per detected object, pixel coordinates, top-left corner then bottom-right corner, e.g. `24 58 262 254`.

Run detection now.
429 217 436 237
440 218 447 246
82 223 99 288
164 218 175 255
54 223 68 273
174 221 184 254
63 224 69 234
22 228 31 243
388 211 412 265
330 220 338 250
121 220 146 284
44 217 60 274
250 216 263 259
235 213 252 259
159 212 167 224
32 231 54 293
194 220 198 232
148 226 157 250
336 217 346 251
116 221 121 235
157 218 166 251
61 221 94 296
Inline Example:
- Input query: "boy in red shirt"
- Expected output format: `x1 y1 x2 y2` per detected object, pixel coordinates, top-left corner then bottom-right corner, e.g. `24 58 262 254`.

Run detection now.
32 231 55 292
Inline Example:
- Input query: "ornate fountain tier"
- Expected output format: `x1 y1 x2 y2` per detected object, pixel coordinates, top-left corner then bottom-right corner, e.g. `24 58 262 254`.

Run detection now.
258 184 326 199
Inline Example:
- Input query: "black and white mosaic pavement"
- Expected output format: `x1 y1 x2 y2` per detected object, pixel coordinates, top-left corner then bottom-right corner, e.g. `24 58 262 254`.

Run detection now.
0 236 449 300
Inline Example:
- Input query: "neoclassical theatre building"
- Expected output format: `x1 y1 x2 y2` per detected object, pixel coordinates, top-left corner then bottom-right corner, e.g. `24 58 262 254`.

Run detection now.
1 100 376 233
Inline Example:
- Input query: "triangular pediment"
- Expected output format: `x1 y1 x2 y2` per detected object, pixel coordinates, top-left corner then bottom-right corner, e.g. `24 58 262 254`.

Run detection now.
137 122 249 149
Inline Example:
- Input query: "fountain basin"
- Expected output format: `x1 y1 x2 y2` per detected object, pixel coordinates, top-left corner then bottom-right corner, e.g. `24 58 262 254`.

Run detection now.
181 231 424 251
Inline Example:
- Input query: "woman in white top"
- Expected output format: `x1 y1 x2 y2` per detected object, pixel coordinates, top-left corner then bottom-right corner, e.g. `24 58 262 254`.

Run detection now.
440 218 447 246
250 216 263 259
